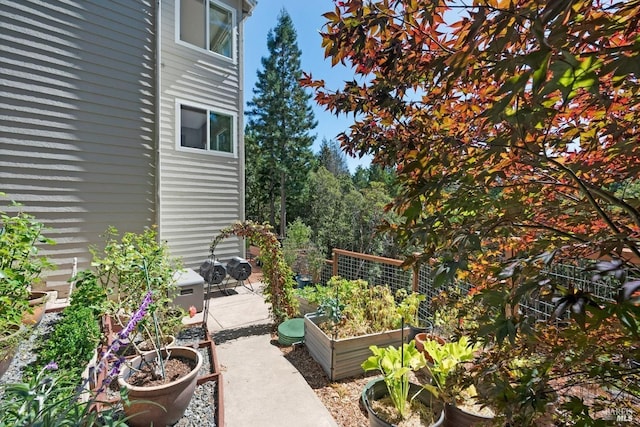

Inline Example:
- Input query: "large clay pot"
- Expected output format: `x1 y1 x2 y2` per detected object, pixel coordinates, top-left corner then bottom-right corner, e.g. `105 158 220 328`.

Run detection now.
444 403 494 427
22 291 48 326
118 346 202 427
361 378 445 427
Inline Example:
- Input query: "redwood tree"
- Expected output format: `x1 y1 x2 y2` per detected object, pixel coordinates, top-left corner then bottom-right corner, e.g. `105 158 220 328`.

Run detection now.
303 0 640 422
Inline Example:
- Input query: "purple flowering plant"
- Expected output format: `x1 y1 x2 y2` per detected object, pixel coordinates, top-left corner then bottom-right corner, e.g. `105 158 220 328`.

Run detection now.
0 293 154 426
96 290 154 390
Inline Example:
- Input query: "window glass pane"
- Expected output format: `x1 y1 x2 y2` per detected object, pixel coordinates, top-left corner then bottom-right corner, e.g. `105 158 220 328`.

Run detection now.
181 106 207 149
209 3 232 57
180 0 206 48
209 112 233 153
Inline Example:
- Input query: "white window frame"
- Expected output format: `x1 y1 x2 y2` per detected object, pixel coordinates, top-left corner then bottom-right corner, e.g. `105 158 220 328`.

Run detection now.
176 0 237 64
176 100 238 158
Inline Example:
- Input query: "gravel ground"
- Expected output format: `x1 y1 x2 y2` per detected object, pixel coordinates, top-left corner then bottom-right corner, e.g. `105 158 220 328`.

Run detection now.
173 326 218 427
0 312 61 387
0 312 219 427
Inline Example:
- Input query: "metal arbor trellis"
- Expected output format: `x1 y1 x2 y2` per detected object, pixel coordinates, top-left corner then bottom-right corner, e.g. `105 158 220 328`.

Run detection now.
206 221 297 325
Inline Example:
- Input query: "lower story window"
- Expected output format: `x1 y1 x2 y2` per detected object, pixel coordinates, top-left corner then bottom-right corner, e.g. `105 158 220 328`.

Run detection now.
180 104 234 154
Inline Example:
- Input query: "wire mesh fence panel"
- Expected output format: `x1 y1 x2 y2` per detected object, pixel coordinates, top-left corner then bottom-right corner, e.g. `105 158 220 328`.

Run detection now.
319 260 333 285
520 260 624 322
332 250 413 296
314 249 637 324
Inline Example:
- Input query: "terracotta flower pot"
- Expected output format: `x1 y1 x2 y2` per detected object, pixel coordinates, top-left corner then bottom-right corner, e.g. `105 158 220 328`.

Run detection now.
118 346 202 427
407 320 433 342
22 291 48 326
414 332 446 363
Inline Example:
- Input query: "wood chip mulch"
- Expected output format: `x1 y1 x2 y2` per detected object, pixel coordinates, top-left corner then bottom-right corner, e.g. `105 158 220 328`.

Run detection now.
276 340 376 427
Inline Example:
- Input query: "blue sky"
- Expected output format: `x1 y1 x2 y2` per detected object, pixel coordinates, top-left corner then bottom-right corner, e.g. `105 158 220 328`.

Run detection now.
243 1 372 173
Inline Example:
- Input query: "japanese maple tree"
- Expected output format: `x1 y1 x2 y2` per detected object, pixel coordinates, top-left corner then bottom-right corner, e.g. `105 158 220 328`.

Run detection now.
304 0 639 328
303 1 639 421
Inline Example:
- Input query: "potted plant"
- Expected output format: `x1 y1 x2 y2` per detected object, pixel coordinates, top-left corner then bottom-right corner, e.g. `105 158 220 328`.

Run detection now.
116 286 202 427
421 336 495 427
91 226 185 354
304 277 412 380
117 345 202 427
361 342 444 426
0 202 54 375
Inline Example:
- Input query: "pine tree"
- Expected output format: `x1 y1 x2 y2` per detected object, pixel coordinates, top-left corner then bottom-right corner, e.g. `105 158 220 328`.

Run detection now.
316 138 350 177
245 9 317 237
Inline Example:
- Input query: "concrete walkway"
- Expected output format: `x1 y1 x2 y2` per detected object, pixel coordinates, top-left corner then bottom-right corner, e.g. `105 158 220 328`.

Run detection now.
199 282 338 427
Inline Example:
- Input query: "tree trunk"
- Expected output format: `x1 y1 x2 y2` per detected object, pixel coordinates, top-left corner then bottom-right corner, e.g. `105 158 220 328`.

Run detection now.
269 192 276 229
280 172 286 237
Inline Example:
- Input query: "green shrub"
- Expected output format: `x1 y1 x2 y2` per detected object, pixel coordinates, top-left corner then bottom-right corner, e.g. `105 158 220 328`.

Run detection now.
69 270 108 318
0 203 54 332
91 226 184 340
25 306 101 385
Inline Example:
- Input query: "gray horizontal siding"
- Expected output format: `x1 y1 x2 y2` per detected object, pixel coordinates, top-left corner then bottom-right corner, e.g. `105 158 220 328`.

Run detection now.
158 0 246 269
0 0 156 292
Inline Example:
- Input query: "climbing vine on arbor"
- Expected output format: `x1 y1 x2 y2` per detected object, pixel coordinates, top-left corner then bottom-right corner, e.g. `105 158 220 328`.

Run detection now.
210 221 297 324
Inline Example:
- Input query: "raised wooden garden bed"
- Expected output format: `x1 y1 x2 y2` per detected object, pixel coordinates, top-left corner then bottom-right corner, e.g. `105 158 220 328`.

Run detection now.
304 312 408 381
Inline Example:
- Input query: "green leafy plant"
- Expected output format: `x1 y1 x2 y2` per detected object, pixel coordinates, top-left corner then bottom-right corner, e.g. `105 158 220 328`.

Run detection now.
315 277 405 338
361 342 427 420
317 296 344 326
91 226 184 345
312 277 427 339
24 306 101 386
0 202 54 332
422 336 481 405
396 288 426 327
0 363 128 427
294 275 362 305
69 270 108 318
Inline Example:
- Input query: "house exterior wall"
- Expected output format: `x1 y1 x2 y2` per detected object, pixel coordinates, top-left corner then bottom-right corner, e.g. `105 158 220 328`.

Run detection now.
0 0 251 292
0 0 157 291
158 0 246 269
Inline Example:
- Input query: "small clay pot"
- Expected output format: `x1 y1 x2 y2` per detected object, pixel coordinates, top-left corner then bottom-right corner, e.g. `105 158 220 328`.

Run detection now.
414 332 446 363
22 291 49 326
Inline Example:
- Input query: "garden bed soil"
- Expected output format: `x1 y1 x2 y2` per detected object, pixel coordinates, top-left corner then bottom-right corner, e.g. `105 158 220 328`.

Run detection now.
126 356 196 387
1 312 220 427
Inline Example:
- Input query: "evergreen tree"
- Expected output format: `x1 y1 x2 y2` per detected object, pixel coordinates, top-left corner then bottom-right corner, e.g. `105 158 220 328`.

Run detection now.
352 165 370 190
244 128 269 224
316 138 349 177
245 9 317 236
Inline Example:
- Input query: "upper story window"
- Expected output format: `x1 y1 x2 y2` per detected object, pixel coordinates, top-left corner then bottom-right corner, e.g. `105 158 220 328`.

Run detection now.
179 0 235 60
179 103 236 156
